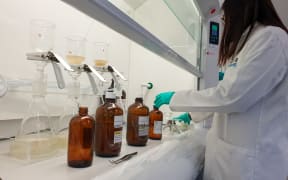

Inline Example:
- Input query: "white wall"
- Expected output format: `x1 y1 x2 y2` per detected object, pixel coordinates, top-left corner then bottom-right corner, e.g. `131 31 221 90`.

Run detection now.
0 0 131 120
0 0 197 138
128 42 195 113
0 0 131 81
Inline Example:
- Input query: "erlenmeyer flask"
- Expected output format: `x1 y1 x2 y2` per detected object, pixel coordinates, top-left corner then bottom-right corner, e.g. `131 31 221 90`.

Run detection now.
10 19 56 160
54 83 79 150
10 63 56 160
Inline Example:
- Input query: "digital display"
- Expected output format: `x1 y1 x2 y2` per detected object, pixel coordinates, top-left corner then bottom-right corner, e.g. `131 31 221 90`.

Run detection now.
209 21 219 45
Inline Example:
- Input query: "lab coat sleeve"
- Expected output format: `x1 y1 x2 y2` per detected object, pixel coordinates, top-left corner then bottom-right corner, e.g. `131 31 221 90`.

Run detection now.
170 27 288 113
188 112 213 123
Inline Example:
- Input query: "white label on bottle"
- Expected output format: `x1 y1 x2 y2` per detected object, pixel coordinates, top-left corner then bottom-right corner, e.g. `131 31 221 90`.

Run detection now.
114 115 123 128
138 116 149 136
153 121 162 134
114 130 122 144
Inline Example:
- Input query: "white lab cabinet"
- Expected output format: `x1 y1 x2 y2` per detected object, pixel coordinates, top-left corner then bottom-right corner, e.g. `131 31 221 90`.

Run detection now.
0 0 220 179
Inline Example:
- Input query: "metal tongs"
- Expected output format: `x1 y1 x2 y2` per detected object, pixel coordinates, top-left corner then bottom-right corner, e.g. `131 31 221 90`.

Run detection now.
109 152 138 165
26 51 73 89
163 120 181 134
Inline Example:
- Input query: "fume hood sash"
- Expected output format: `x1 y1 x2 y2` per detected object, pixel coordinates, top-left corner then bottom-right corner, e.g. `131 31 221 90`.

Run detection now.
61 0 202 77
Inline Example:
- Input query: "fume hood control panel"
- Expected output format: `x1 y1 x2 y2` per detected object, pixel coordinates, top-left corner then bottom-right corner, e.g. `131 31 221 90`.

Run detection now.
209 21 220 46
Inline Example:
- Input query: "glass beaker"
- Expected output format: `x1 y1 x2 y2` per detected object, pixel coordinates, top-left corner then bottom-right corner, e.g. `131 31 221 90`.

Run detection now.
30 19 55 52
90 42 110 114
93 42 109 67
10 20 56 160
66 35 86 65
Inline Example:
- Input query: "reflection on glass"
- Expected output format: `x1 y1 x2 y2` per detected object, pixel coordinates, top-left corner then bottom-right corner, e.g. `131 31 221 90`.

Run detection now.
108 0 201 66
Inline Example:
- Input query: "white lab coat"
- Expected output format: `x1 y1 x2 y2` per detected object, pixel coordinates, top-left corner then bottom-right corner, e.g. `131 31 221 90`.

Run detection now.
169 24 288 180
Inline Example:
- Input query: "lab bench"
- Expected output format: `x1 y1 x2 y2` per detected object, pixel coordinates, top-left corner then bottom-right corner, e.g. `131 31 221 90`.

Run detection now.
0 129 206 180
0 139 161 180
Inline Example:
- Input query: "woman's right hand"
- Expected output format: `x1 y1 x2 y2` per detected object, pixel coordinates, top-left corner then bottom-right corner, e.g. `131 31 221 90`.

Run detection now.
153 91 175 108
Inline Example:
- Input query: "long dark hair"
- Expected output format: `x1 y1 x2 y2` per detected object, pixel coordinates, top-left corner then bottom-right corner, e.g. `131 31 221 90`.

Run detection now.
218 0 288 66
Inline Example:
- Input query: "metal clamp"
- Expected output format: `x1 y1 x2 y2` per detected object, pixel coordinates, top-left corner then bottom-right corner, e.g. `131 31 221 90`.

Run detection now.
106 65 127 93
26 51 73 89
83 64 106 95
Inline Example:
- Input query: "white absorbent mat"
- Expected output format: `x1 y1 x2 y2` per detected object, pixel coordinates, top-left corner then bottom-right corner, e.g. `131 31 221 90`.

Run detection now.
93 129 207 180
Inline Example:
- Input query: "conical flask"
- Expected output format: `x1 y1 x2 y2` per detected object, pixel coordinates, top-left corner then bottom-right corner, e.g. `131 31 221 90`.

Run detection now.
10 63 56 160
54 35 86 150
54 82 79 150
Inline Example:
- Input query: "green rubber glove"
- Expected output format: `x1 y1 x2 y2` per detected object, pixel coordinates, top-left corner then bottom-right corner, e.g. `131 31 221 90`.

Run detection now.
153 91 175 108
172 113 192 125
219 72 224 81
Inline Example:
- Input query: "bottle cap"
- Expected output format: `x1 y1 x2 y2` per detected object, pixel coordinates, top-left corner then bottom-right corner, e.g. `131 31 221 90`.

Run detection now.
135 97 143 102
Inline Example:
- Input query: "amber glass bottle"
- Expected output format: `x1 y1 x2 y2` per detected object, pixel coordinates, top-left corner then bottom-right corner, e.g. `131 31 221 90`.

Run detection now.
95 90 123 157
67 107 95 168
149 106 163 140
126 97 149 146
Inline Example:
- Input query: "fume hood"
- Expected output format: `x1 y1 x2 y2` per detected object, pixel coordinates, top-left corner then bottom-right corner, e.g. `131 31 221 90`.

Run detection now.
62 0 221 86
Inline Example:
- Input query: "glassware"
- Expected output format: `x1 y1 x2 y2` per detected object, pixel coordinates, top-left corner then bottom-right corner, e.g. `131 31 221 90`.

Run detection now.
162 112 181 136
93 42 109 67
116 90 127 120
55 36 86 150
66 35 85 65
65 35 86 104
126 97 149 146
68 107 95 168
10 20 56 160
95 89 123 157
149 106 163 140
30 19 55 52
89 42 110 116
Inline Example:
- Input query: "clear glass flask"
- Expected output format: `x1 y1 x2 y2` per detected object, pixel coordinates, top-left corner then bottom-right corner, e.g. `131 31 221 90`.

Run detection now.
55 36 86 150
93 42 109 67
89 42 110 114
10 19 56 160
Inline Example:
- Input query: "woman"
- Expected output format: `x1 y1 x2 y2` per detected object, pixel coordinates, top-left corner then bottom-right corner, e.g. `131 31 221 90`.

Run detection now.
154 0 288 179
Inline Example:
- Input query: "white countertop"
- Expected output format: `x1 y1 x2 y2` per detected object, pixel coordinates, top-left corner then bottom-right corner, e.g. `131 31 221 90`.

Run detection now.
0 128 207 180
0 139 162 180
